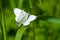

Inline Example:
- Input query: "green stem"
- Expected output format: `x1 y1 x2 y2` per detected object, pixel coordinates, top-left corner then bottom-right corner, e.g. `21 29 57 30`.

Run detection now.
9 0 16 8
29 0 33 9
33 22 35 40
0 0 7 40
29 0 33 11
18 0 24 9
15 26 28 40
29 0 35 40
2 12 7 40
39 0 41 5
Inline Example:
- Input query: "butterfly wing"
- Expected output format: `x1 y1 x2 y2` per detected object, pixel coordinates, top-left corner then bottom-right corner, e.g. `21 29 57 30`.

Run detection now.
14 8 22 16
23 21 30 26
23 15 37 26
27 15 37 21
14 8 26 23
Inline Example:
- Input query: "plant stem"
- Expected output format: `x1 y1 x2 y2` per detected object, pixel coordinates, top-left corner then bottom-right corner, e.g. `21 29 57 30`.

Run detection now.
0 0 7 40
15 26 28 40
39 0 41 5
2 11 7 40
29 0 33 9
29 0 35 40
9 0 15 8
18 0 24 9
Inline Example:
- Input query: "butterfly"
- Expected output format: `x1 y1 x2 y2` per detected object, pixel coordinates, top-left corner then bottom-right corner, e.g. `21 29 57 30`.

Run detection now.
14 8 37 27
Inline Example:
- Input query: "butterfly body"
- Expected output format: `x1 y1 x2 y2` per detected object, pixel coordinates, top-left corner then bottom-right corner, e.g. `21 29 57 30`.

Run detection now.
14 8 37 27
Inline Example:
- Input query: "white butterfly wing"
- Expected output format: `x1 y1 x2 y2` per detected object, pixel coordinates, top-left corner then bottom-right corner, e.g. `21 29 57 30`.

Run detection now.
27 15 37 21
23 21 30 26
14 8 27 23
14 8 22 16
23 15 37 26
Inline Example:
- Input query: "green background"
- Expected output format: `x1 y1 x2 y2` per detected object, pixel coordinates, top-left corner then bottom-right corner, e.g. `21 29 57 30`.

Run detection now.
0 0 60 40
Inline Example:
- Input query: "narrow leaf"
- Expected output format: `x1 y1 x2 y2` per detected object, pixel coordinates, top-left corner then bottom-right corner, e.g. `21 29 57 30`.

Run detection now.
15 26 28 40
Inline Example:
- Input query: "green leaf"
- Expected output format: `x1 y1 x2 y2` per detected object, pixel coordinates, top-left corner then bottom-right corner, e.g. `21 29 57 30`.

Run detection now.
48 18 60 30
15 26 28 40
48 18 60 23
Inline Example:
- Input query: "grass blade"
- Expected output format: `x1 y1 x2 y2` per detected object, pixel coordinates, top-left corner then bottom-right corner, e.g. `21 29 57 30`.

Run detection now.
15 26 28 40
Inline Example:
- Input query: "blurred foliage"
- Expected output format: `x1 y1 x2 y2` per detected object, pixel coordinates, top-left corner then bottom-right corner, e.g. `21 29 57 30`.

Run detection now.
0 0 60 40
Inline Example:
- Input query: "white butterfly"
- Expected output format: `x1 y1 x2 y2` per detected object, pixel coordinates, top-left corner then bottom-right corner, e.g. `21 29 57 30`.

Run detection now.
14 8 37 27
